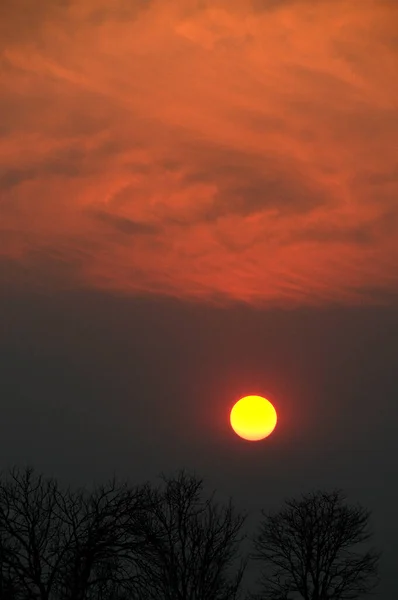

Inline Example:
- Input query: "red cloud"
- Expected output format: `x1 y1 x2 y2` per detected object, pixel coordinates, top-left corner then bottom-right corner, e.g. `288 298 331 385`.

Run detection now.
1 0 397 305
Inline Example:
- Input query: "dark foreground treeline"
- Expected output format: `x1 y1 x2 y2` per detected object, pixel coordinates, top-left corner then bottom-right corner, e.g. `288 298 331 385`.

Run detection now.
0 467 380 600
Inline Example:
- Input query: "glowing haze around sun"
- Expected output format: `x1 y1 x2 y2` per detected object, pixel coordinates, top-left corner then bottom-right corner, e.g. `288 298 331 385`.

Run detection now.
230 395 277 441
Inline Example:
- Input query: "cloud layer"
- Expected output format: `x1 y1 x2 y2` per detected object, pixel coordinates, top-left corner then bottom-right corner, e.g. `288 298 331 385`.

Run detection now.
1 0 397 305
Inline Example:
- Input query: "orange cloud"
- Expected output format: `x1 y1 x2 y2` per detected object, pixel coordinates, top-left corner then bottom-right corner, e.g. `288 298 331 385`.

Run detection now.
1 0 397 305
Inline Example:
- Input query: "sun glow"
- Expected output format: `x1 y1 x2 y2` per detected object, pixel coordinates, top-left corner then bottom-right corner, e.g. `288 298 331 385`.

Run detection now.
230 395 277 441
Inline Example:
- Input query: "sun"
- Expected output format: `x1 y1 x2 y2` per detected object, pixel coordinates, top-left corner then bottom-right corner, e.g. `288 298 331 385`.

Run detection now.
230 395 277 441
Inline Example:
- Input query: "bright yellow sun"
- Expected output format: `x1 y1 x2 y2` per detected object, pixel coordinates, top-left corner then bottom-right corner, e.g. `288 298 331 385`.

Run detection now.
230 395 277 441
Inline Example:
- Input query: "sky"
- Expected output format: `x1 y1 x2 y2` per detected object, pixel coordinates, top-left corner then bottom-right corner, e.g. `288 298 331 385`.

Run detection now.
1 0 397 597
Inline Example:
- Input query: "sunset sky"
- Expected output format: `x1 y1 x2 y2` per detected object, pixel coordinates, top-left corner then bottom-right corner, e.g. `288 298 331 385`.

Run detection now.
1 0 397 597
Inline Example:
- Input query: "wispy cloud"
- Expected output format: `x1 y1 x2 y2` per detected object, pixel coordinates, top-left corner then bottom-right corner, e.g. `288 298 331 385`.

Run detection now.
1 0 397 305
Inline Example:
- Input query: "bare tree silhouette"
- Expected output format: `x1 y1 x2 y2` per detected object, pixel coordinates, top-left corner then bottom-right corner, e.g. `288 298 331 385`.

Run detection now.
134 470 247 600
252 489 380 600
0 467 248 600
0 467 148 600
0 466 65 600
56 476 149 600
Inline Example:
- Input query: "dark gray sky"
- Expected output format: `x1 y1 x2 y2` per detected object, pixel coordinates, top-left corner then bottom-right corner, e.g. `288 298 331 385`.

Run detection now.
1 0 398 597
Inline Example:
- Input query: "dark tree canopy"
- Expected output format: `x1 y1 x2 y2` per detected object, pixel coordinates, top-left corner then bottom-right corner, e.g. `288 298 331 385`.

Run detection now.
0 467 148 600
135 470 247 600
252 489 380 600
0 467 381 600
0 467 247 600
